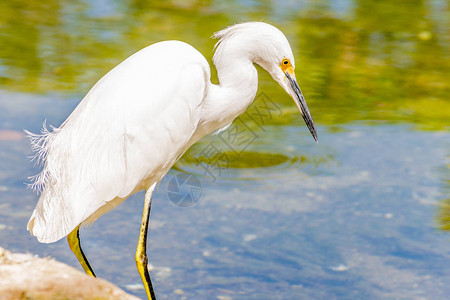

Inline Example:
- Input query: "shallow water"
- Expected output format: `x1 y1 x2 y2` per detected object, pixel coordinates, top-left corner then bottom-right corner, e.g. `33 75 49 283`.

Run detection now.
0 1 449 299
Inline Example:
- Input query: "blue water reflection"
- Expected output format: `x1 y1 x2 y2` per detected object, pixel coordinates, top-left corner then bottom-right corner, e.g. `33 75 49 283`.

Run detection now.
1 91 448 299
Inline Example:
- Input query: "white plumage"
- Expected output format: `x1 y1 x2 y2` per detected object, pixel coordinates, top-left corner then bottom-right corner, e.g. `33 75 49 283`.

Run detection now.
27 22 317 244
28 41 210 242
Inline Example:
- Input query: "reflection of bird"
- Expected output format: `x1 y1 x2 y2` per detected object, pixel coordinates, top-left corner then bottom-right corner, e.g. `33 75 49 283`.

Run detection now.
27 22 317 299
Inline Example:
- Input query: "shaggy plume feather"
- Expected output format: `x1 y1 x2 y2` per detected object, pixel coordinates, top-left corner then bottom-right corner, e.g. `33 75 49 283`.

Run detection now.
26 121 59 193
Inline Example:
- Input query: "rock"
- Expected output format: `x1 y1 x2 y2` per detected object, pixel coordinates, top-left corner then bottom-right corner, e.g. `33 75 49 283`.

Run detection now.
0 247 140 300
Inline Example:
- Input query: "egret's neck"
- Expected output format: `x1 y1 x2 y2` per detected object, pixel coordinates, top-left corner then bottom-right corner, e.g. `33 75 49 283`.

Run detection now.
199 55 258 135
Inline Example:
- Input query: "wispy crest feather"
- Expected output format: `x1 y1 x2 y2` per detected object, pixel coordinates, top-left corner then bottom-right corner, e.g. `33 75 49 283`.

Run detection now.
212 23 244 66
211 22 293 76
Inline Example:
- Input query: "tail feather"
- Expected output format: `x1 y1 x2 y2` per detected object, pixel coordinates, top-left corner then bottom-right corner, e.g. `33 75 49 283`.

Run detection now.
26 123 77 243
27 193 77 243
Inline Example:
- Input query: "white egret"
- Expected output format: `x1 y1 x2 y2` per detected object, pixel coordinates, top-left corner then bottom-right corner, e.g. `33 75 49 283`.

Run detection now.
27 22 317 299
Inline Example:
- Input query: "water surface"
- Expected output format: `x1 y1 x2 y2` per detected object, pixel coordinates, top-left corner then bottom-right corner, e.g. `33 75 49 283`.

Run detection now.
0 1 449 299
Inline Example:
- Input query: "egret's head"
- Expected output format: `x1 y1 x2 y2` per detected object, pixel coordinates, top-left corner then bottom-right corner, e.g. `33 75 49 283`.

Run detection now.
214 22 318 142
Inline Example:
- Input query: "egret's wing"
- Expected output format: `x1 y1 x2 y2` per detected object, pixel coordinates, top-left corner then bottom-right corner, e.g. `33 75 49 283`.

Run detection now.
28 41 210 243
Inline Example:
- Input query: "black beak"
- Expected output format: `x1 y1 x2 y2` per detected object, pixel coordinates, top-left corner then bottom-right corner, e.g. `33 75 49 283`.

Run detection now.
285 72 318 142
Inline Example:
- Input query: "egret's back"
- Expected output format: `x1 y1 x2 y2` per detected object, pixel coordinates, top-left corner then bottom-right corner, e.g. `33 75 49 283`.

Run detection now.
28 41 211 243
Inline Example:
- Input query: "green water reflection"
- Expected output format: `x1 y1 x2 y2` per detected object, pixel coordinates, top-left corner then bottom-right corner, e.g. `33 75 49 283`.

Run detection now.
178 151 290 169
0 0 448 129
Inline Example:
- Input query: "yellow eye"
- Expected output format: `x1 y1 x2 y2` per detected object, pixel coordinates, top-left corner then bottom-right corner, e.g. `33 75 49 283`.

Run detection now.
280 58 293 74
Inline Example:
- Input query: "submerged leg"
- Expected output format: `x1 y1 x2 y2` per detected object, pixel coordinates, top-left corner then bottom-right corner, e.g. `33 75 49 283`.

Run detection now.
136 183 157 300
67 225 96 277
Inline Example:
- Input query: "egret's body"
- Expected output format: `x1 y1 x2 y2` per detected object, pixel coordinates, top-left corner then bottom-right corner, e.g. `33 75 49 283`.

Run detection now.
27 22 317 300
28 41 212 241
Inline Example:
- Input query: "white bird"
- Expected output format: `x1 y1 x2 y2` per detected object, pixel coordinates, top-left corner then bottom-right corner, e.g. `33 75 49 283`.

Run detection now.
27 22 317 300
